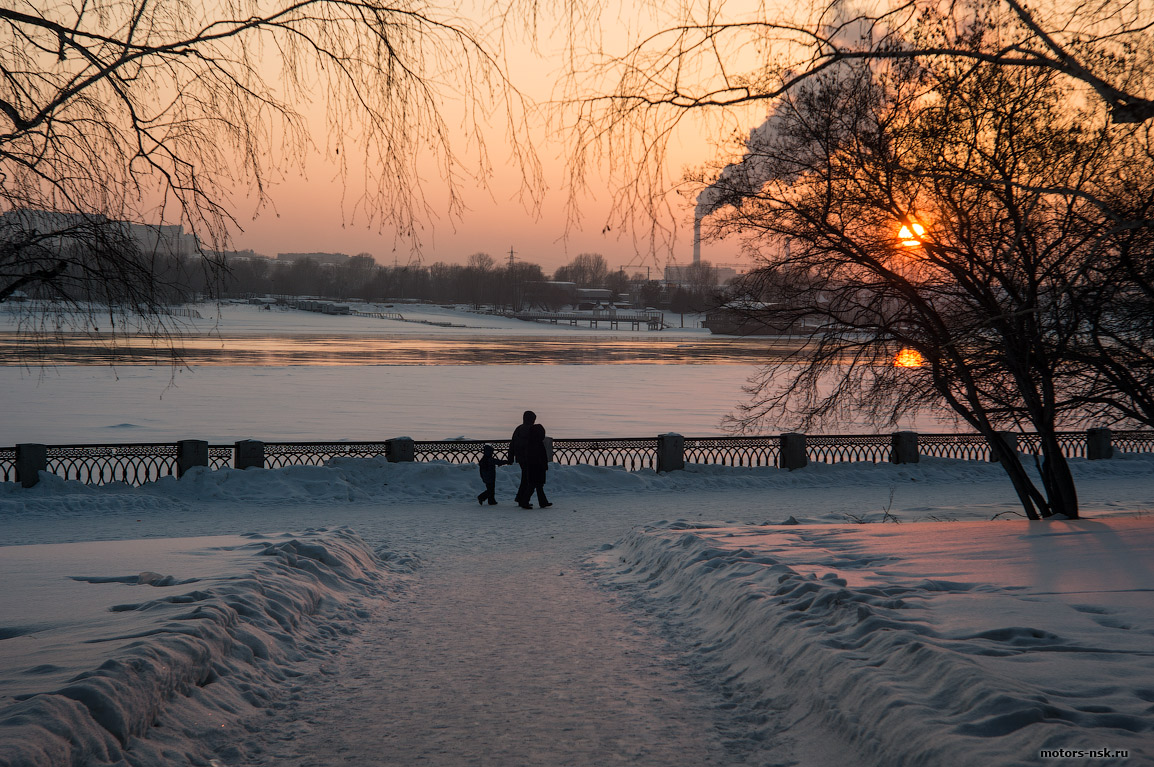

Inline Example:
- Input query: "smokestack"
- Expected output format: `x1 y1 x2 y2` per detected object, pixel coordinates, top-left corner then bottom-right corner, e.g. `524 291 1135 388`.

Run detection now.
693 214 701 265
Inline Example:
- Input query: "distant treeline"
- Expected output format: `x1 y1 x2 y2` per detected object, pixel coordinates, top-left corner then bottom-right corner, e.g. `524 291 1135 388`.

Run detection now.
217 252 722 312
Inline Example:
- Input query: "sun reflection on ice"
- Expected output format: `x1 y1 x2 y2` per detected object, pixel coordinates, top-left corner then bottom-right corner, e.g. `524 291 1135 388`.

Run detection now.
894 348 924 368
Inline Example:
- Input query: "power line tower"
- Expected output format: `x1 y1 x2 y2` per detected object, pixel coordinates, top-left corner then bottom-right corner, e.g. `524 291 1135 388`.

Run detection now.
507 246 516 269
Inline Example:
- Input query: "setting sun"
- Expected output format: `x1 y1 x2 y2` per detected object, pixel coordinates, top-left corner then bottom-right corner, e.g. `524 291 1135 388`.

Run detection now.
894 348 924 367
899 222 926 247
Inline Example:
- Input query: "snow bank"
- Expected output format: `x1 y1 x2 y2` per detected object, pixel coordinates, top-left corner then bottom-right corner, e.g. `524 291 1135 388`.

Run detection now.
0 528 407 767
595 520 1154 766
4 451 1153 520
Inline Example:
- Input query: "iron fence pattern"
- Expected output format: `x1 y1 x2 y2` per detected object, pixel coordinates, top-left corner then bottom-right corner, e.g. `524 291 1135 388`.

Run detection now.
262 442 391 469
0 447 14 483
807 434 892 464
919 434 994 461
45 443 179 486
413 438 658 470
208 446 233 471
1017 432 1087 459
684 436 780 467
4 430 1153 487
550 438 658 471
1113 431 1154 455
413 440 507 465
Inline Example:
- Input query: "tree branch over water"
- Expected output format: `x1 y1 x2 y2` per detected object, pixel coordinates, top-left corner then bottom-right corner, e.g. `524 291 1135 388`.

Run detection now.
1 0 542 357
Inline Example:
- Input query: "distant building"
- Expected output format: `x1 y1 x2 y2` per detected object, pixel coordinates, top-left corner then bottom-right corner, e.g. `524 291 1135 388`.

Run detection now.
663 263 739 287
703 301 822 336
277 251 350 266
0 208 201 257
217 248 270 262
575 288 614 309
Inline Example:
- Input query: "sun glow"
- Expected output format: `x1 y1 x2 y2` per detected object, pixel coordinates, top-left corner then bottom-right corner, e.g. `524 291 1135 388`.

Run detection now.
894 348 924 368
899 222 926 247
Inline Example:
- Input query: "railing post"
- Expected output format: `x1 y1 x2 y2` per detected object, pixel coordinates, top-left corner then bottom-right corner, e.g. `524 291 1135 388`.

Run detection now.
15 443 47 488
779 432 808 471
176 439 208 477
890 431 920 465
1087 428 1113 460
386 437 415 462
990 431 1018 462
543 436 554 464
234 439 265 470
656 433 685 473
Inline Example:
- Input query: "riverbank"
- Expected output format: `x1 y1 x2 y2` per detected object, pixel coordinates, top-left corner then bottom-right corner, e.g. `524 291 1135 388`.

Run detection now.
2 458 1151 765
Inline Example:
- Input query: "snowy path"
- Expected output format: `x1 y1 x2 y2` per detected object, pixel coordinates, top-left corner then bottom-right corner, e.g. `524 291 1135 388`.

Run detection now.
9 469 1152 765
248 545 741 766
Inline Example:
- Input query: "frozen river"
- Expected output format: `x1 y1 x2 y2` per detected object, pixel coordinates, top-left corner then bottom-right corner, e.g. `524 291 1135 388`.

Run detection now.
1 303 959 443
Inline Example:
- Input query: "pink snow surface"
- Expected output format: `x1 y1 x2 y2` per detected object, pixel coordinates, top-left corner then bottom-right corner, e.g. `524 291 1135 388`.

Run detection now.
0 529 400 766
598 519 1154 765
1 453 1153 765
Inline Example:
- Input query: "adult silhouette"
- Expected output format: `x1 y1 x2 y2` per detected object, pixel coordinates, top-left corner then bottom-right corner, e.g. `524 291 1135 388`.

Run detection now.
508 410 551 509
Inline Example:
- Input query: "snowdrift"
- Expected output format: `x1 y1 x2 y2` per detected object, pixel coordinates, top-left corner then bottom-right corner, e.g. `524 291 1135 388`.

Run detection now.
0 529 404 767
595 520 1154 766
6 451 1154 514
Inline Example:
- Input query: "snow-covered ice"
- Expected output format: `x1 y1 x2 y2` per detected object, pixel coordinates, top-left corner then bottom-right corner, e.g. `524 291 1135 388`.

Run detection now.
0 301 957 443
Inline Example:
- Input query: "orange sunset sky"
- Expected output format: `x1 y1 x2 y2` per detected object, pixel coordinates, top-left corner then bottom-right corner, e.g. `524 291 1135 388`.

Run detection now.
219 1 762 274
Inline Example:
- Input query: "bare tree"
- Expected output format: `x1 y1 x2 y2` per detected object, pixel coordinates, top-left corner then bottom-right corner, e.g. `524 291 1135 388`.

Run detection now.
705 36 1154 520
1 0 540 351
553 252 609 287
562 0 1154 242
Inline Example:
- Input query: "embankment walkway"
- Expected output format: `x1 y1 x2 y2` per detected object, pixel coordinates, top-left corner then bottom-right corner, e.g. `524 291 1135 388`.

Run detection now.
252 543 737 766
217 486 861 767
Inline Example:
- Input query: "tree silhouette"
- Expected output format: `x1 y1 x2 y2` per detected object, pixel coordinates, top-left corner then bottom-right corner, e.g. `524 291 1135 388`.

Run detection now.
1 0 539 354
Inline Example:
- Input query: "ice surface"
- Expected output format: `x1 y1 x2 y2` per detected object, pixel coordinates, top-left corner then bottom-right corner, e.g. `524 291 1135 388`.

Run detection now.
0 301 958 443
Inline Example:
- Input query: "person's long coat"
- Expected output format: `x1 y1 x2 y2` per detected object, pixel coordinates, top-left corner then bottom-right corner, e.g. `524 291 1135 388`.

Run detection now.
509 423 547 468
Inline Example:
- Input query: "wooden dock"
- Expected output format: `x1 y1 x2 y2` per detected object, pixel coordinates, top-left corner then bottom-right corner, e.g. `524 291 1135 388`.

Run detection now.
510 310 666 331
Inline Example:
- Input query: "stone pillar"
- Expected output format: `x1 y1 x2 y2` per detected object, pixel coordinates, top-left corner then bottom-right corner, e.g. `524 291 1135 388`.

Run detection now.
779 432 808 471
890 431 920 465
176 440 208 478
1087 428 1113 460
15 443 47 488
234 439 265 470
386 437 415 463
990 431 1018 463
656 433 685 473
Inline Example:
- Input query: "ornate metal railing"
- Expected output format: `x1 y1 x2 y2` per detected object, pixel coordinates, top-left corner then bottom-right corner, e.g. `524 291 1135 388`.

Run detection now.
1017 431 1088 459
808 434 892 464
413 440 505 465
550 437 658 471
45 443 179 485
0 447 15 483
208 445 233 471
684 436 780 467
262 441 393 469
918 433 994 461
3 429 1152 488
1112 430 1154 455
